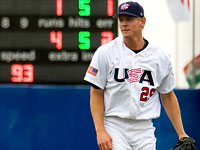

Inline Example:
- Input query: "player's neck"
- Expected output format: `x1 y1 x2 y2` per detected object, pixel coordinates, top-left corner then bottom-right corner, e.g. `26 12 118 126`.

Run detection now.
123 37 145 51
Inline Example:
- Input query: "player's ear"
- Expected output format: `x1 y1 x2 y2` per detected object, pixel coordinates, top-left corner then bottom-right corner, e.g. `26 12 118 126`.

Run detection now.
140 17 146 29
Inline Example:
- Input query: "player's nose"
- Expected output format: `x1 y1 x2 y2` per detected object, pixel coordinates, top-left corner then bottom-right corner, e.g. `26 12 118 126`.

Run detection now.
120 21 128 27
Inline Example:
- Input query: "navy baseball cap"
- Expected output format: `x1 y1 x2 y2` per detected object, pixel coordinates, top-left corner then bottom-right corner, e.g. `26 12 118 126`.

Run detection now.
115 1 144 18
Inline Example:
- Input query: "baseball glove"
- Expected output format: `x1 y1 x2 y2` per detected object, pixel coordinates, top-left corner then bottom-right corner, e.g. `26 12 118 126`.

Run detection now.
171 137 196 150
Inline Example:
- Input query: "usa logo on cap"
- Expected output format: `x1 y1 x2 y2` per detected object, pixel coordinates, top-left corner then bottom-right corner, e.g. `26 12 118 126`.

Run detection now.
116 1 144 18
120 3 130 10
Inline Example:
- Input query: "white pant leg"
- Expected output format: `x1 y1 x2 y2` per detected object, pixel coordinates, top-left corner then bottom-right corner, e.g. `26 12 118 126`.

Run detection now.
127 119 156 150
104 116 131 150
104 116 156 150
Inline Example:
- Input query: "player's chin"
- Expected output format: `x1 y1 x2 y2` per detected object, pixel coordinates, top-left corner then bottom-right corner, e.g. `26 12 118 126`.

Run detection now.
122 33 131 39
121 32 130 37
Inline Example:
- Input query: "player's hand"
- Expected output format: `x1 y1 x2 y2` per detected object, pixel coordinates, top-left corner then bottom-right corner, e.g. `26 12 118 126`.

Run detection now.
97 130 112 150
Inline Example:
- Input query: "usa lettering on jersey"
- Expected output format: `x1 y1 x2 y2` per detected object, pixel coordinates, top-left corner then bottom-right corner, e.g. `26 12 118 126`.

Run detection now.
114 67 156 102
114 68 154 86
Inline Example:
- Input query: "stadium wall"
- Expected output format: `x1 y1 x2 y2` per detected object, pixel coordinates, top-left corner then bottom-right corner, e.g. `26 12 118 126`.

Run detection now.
0 85 199 150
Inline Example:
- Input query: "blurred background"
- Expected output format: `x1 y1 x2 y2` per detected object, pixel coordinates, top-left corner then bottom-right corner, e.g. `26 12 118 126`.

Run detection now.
0 0 199 149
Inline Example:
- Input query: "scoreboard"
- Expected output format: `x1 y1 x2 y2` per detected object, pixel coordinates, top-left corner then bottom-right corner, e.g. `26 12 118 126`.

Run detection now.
0 0 118 84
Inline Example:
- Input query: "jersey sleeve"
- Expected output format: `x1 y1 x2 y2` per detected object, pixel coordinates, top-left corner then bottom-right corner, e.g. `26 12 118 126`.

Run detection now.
84 47 107 89
157 57 176 94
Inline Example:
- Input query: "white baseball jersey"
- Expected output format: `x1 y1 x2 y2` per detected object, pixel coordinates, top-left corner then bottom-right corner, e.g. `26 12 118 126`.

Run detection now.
84 36 175 120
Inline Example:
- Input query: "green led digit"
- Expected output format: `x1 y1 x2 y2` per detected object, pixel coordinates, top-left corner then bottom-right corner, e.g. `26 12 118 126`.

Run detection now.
79 31 90 49
79 0 90 16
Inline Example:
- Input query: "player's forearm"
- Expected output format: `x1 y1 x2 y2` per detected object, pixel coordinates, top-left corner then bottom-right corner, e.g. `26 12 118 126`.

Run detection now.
160 91 187 139
90 87 106 133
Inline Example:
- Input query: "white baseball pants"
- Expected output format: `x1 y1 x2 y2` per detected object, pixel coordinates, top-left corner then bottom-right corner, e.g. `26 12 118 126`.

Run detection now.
104 116 156 150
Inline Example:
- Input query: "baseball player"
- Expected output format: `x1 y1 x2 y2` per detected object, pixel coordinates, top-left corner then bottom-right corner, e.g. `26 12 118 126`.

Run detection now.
84 1 194 150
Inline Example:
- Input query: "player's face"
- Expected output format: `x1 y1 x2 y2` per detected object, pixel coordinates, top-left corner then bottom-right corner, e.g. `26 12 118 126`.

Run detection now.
118 15 145 39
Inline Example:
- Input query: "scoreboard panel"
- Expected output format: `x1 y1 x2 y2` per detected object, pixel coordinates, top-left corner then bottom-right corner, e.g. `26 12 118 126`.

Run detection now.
0 0 118 84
